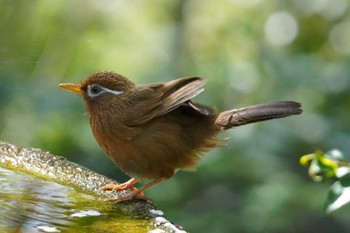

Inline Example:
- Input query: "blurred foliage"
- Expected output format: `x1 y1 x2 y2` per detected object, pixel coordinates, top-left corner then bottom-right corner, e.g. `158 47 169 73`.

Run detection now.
300 150 350 214
1 0 350 232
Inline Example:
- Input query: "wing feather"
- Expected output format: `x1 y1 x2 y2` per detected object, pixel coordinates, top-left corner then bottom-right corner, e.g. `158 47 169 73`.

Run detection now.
124 77 206 126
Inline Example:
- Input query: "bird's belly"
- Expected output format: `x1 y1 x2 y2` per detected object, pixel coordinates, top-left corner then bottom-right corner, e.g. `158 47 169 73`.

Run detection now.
107 135 200 181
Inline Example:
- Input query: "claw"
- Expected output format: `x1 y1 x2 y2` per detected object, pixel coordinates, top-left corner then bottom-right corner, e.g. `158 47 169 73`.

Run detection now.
100 177 169 202
100 178 137 191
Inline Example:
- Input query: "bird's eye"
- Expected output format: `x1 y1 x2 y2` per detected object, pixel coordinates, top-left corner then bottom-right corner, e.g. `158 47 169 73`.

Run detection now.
87 84 124 98
87 84 105 97
91 85 102 94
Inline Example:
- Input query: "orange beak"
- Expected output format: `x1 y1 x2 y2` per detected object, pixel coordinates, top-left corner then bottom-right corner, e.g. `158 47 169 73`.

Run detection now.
59 83 83 95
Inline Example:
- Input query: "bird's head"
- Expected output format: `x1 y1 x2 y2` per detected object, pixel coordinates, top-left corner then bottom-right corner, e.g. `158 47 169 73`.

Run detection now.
59 71 135 115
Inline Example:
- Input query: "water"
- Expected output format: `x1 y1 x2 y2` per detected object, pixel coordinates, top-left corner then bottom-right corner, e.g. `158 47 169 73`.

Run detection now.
0 167 158 233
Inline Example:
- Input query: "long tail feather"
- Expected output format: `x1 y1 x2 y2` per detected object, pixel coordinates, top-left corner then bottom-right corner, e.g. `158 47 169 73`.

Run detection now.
215 101 302 130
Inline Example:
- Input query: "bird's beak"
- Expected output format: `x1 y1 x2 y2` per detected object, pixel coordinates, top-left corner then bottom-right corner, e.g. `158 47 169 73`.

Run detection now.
59 83 83 95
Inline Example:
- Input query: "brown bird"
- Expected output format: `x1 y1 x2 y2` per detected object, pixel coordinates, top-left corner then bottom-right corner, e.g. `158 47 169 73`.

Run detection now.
59 71 302 202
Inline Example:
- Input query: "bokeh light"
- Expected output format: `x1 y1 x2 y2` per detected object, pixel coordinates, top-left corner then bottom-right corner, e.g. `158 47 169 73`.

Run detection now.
329 19 350 56
264 12 298 46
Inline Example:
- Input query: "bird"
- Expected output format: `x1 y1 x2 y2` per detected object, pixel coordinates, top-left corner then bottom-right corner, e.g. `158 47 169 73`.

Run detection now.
59 71 302 202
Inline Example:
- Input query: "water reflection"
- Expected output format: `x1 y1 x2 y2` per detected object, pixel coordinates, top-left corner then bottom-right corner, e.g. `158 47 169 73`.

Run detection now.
0 167 79 232
0 167 170 232
0 167 111 232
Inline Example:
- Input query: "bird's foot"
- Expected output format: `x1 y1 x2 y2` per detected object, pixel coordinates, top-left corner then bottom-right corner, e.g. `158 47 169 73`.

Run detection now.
100 178 137 191
100 178 150 202
101 177 168 202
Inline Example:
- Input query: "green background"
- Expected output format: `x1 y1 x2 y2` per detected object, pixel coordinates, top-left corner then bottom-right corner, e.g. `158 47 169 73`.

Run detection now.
1 1 350 232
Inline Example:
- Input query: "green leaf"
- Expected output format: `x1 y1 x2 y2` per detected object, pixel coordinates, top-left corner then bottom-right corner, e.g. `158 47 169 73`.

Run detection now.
336 167 350 187
325 181 350 214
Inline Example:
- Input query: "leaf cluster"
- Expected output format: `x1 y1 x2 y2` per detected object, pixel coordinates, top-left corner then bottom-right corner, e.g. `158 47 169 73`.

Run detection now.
301 150 350 213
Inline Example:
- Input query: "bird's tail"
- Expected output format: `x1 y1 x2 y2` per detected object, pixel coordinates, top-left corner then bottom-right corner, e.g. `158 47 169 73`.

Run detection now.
214 101 302 130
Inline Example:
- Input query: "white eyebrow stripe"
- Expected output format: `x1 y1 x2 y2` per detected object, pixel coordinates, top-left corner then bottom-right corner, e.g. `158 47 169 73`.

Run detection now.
101 86 124 96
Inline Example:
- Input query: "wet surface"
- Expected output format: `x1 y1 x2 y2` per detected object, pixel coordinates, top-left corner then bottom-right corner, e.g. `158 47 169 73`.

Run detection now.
0 167 161 232
0 141 185 232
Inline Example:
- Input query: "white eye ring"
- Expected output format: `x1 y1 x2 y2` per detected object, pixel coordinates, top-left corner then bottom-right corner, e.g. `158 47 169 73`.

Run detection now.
87 84 124 98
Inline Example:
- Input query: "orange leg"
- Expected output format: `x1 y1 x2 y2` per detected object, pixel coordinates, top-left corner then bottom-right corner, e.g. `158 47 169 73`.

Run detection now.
100 178 138 191
103 177 169 202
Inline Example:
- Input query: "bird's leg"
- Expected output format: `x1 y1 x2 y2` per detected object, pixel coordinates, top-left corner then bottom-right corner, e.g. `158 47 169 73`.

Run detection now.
100 178 138 191
105 177 169 202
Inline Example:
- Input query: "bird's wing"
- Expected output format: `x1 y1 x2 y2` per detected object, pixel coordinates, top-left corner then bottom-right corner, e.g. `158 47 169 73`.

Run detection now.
123 77 207 126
